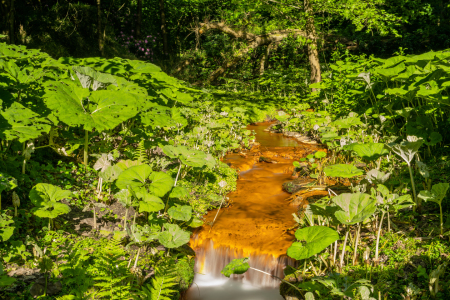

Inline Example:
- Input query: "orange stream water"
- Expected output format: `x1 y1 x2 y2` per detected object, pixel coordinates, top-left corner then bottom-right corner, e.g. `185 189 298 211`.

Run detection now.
186 123 322 298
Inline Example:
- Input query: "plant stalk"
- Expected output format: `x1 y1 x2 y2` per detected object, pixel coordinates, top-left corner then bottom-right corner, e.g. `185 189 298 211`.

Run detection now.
340 228 349 268
209 196 225 233
84 130 89 167
375 210 386 262
408 164 419 209
352 224 361 265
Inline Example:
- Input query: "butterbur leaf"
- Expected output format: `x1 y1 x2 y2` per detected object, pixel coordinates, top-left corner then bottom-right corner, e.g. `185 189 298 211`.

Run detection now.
93 153 111 172
188 216 203 228
44 82 140 132
386 140 423 165
221 258 250 277
287 226 339 260
139 194 165 213
99 165 122 182
168 205 192 221
0 213 15 242
116 165 151 192
115 189 132 207
305 292 315 300
427 132 442 146
365 169 391 184
0 102 51 142
324 164 364 178
29 183 73 207
147 172 174 197
346 143 388 161
0 173 17 194
333 193 376 225
34 202 71 219
419 183 449 205
158 224 190 248
170 186 189 199
314 151 326 159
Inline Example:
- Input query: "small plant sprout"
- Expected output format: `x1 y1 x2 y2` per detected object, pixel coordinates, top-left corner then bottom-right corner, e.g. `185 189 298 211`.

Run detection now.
209 180 227 232
12 192 20 217
221 257 306 296
418 183 449 235
386 136 423 209
22 142 35 174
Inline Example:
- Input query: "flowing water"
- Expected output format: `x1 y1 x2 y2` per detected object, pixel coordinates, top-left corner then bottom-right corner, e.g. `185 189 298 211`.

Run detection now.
186 123 321 300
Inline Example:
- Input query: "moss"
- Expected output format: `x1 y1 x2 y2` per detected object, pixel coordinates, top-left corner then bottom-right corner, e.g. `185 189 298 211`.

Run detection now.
175 256 195 291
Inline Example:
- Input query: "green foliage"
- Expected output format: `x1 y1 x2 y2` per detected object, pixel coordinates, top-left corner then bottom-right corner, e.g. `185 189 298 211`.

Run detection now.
287 226 339 260
29 183 72 220
158 224 190 249
139 264 178 300
0 261 16 287
324 164 364 178
221 258 250 277
0 213 14 242
333 193 377 225
92 239 131 299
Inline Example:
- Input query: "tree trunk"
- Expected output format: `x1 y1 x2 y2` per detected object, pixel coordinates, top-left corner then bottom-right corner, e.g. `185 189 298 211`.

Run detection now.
159 0 169 56
136 0 142 39
259 43 277 75
97 0 104 56
9 0 15 44
304 0 321 91
200 22 310 84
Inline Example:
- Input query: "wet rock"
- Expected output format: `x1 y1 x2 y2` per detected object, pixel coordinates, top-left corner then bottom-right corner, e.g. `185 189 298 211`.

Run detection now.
30 281 62 297
259 157 278 163
155 245 166 251
8 267 39 277
282 179 314 194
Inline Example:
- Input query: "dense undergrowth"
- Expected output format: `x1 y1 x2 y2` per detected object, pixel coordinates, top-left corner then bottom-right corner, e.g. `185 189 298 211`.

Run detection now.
3 27 450 300
0 37 262 299
220 49 450 299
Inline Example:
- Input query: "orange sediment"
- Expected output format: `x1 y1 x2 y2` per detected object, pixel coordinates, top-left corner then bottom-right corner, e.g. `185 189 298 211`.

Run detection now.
190 123 324 260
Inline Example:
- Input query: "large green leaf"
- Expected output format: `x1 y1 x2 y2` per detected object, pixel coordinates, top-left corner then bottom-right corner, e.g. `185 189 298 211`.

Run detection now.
34 202 71 219
168 205 192 221
386 140 423 165
345 143 389 161
324 164 364 178
418 183 449 205
221 258 250 277
116 165 174 197
0 213 15 242
29 183 73 207
169 186 189 199
44 81 140 132
158 224 190 248
287 226 339 260
162 145 208 168
333 193 376 225
0 173 17 194
139 194 165 213
0 102 51 142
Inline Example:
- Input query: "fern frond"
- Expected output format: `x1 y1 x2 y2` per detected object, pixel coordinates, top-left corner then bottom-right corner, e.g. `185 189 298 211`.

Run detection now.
139 264 178 300
134 140 148 164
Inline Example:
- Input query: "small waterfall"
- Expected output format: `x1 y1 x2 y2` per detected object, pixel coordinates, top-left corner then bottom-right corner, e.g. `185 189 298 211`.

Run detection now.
192 238 296 288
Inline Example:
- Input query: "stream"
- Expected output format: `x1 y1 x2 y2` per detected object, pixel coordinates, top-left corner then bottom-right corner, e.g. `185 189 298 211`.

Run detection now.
186 123 320 300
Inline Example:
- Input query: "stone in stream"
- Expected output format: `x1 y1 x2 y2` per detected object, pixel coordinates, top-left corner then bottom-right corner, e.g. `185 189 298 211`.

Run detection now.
282 179 316 194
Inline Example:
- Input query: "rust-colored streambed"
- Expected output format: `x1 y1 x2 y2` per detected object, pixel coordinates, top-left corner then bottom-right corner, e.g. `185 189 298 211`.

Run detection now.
186 123 322 300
